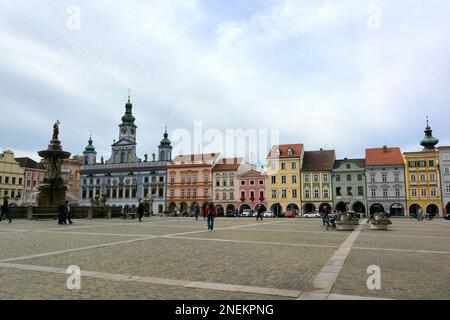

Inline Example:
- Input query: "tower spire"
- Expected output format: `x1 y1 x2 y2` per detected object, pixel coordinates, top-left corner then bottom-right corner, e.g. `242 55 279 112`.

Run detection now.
420 116 439 150
128 88 131 103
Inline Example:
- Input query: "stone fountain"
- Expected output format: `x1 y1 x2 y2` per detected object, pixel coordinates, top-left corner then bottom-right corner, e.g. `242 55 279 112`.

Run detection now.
37 120 71 206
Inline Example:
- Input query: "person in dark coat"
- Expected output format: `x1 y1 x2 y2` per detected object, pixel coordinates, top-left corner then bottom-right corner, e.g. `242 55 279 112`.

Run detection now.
202 203 208 221
194 205 200 221
207 202 216 231
137 198 145 222
256 205 264 221
64 201 73 224
58 201 66 225
0 197 12 223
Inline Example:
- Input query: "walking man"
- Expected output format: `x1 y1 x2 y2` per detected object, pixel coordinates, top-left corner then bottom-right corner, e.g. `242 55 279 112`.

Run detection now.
256 205 264 221
58 200 66 225
0 197 12 223
137 198 145 222
194 205 200 221
64 201 73 224
207 202 216 231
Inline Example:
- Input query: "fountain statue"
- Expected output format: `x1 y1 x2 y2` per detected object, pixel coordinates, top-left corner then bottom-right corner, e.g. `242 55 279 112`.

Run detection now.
37 120 72 206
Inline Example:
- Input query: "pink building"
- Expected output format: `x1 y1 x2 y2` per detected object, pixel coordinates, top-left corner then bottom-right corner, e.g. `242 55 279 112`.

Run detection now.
238 169 268 212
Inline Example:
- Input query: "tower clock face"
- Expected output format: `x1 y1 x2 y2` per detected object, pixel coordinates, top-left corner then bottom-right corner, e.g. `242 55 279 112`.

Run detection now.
121 127 127 135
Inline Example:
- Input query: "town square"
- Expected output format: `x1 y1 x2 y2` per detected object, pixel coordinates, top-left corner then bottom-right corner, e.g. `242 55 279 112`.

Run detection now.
1 0 450 308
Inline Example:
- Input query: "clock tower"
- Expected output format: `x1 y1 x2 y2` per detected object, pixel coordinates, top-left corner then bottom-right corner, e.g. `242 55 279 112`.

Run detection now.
106 91 140 164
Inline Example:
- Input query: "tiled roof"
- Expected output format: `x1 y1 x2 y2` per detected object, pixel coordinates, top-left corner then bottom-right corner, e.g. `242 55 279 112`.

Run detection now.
238 169 266 178
15 157 45 170
438 146 450 150
366 147 405 166
171 153 220 165
213 158 244 171
333 158 365 169
267 144 303 159
302 150 335 171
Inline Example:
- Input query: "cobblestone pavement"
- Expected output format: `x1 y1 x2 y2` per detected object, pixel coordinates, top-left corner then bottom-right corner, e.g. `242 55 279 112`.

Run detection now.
0 217 449 300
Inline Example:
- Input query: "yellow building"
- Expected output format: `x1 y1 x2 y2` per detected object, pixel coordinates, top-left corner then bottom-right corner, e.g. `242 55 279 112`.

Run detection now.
267 144 304 215
0 150 25 205
61 156 83 204
404 120 442 217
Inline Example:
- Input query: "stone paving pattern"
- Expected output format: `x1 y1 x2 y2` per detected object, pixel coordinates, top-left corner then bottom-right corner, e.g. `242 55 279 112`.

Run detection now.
0 217 449 300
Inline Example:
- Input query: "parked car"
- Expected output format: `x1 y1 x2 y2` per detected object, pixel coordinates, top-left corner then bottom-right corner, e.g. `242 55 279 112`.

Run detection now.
284 211 297 218
303 212 321 218
263 211 274 218
225 210 236 217
445 214 450 220
242 209 252 217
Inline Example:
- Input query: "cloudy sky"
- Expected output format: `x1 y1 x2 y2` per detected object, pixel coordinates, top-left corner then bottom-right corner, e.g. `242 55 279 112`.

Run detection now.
0 0 449 165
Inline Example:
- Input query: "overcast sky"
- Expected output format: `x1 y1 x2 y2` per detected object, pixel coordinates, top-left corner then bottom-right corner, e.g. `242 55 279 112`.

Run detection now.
1 0 449 165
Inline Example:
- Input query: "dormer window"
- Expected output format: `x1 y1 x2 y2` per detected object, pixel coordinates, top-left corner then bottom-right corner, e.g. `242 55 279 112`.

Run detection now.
275 149 281 156
287 148 293 156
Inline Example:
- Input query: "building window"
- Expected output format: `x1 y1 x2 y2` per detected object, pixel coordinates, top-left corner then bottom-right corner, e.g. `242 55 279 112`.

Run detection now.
371 188 376 198
12 177 16 184
370 173 376 183
431 188 437 197
418 160 426 167
170 176 175 184
409 161 416 167
420 174 426 182
382 173 387 183
394 173 400 182
281 176 287 184
430 173 436 182
204 188 208 196
287 148 293 156
181 176 185 184
347 174 352 182
383 188 388 198
292 162 297 169
411 188 417 197
292 189 298 198
250 180 255 185
271 176 276 184
193 189 197 197
204 175 208 183
358 186 364 196
335 175 340 182
241 180 246 186
181 189 185 198
271 190 277 199
446 185 450 193
271 163 276 171
187 189 191 198
323 189 329 198
229 192 234 200
304 174 310 183
357 174 363 181
259 180 263 185
314 189 320 199
323 174 329 182
395 188 401 197
291 175 297 184
429 160 435 167
421 188 427 198
215 193 220 201
314 174 319 183
444 153 450 161
336 187 341 196
305 189 311 199
346 164 351 169
410 174 416 182
281 189 287 198
445 167 450 175
281 163 286 170
347 187 353 196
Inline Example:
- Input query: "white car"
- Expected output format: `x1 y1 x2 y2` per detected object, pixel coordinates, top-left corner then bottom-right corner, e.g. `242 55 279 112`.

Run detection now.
263 211 274 218
242 209 252 217
303 212 322 218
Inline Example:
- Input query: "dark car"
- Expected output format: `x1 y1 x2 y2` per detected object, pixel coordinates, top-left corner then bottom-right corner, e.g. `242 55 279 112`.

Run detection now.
225 211 236 217
445 214 450 220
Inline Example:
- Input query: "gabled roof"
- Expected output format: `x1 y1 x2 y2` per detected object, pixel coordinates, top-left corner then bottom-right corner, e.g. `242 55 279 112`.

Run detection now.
267 144 303 159
213 158 243 172
15 157 45 170
171 153 220 165
238 169 266 178
366 147 405 166
302 150 335 171
333 158 365 169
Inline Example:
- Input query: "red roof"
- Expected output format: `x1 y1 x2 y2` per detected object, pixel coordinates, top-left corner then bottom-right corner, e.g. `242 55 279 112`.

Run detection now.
365 147 405 166
302 150 335 171
171 153 220 165
213 158 243 171
267 144 303 159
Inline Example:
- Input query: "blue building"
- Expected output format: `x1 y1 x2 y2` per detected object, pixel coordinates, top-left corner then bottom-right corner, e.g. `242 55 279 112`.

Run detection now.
78 94 172 213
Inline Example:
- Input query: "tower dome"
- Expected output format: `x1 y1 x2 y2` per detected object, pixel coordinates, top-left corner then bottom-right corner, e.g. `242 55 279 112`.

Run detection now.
420 117 439 150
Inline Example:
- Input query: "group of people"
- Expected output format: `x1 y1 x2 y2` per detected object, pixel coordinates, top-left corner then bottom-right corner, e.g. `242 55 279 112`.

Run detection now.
0 197 12 223
57 200 73 225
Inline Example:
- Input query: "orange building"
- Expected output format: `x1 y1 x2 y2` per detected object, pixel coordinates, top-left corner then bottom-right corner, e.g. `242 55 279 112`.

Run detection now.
167 153 221 215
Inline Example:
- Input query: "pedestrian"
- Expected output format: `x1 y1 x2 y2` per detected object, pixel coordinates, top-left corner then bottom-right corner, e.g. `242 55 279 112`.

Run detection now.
256 205 264 221
194 205 200 221
0 197 12 223
58 200 66 225
137 198 145 222
202 203 208 221
64 201 73 224
207 202 216 231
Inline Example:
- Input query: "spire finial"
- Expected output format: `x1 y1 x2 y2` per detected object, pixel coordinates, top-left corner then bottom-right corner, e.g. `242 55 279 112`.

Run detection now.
128 88 131 103
426 115 429 127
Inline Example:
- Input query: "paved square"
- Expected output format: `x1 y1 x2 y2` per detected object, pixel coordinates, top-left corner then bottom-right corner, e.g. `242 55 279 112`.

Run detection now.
0 217 449 300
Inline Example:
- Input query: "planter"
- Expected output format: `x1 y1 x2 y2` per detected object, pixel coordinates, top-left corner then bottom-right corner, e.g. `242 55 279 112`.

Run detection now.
370 224 388 230
336 223 357 231
341 215 350 222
